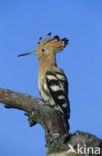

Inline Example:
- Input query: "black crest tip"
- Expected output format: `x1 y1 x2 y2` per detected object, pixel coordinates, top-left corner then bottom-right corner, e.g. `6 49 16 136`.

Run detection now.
39 37 42 40
62 38 69 46
48 32 52 36
53 35 60 41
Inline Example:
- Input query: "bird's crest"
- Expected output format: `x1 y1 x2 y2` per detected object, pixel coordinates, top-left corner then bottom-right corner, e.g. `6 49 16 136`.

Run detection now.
37 33 69 52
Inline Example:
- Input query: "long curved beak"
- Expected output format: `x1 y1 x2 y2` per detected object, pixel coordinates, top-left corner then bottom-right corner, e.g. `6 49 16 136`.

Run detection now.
17 51 39 57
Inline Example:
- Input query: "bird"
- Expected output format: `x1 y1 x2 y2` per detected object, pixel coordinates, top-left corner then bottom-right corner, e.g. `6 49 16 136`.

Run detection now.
18 33 70 120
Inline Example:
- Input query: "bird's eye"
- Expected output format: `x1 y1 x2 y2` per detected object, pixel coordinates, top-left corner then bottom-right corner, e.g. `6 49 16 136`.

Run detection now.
41 49 45 52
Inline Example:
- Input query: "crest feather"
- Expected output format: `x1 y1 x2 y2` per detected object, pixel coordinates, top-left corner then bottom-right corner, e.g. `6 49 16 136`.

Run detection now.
37 33 69 52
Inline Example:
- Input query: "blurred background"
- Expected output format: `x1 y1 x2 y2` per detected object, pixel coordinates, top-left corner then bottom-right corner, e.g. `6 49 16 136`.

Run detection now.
0 0 102 155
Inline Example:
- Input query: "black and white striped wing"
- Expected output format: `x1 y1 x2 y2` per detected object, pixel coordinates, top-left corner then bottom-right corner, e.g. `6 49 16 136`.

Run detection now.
46 71 70 118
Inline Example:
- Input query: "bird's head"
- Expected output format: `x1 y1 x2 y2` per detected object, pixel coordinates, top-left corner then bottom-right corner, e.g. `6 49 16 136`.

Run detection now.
18 33 69 59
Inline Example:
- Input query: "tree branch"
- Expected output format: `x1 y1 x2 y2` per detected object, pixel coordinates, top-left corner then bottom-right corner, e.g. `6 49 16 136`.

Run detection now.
0 88 69 154
0 88 102 156
0 88 69 133
48 131 102 156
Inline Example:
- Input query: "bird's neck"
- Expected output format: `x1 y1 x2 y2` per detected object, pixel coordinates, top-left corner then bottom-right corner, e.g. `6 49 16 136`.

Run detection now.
39 54 57 76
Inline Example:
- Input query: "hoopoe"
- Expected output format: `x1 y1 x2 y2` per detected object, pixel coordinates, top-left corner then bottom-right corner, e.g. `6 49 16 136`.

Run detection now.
18 33 70 120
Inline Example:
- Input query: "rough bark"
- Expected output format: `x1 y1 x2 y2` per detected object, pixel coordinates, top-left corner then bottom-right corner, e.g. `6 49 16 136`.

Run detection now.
0 88 102 156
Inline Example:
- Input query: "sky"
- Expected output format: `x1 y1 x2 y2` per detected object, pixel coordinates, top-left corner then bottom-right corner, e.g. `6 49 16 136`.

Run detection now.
0 0 102 156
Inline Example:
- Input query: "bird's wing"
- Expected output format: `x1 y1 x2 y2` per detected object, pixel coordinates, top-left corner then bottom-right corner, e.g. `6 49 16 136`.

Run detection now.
46 71 70 117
